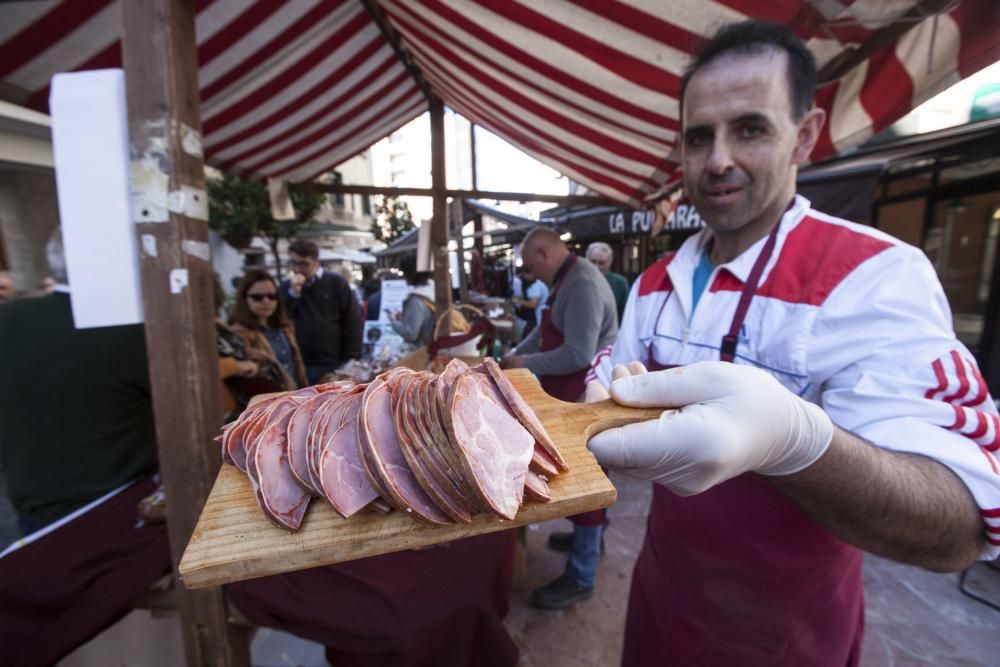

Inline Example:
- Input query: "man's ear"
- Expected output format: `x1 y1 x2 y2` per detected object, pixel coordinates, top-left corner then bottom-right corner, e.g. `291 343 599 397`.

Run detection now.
792 107 826 166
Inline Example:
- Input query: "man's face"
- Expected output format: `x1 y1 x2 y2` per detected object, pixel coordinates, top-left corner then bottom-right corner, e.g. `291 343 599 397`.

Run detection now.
587 250 611 275
519 243 552 286
680 50 811 235
289 252 319 279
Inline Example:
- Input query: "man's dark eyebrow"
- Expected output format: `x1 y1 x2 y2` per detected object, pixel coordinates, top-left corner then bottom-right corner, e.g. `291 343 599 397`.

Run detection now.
733 112 773 126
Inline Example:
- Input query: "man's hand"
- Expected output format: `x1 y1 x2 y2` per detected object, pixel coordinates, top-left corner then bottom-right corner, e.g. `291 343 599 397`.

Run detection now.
235 360 259 377
289 271 306 294
587 361 833 496
501 354 526 369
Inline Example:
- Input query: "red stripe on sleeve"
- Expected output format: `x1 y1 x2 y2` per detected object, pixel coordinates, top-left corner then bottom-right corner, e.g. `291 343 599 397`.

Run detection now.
941 350 971 404
950 404 967 432
984 414 1000 452
926 358 948 400
961 361 990 408
969 411 990 440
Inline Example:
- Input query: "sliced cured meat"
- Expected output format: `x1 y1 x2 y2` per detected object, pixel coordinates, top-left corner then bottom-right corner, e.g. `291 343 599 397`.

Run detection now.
445 371 535 520
394 377 472 523
358 377 452 525
399 377 456 490
287 391 342 495
248 401 311 530
305 394 352 493
482 358 567 472
318 392 377 518
530 448 560 479
254 406 311 530
523 471 551 503
416 378 481 511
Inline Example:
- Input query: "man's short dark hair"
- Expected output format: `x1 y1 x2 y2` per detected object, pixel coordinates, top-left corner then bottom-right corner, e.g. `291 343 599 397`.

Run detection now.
680 20 817 121
288 237 319 259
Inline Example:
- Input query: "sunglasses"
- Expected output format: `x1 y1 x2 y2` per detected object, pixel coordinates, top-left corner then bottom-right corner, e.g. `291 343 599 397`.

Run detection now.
247 293 278 302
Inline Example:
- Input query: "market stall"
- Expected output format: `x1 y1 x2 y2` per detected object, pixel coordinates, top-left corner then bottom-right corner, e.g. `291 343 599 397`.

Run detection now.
3 1 999 664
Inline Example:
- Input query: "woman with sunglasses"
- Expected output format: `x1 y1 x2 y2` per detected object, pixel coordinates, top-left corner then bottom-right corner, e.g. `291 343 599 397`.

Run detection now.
230 269 307 389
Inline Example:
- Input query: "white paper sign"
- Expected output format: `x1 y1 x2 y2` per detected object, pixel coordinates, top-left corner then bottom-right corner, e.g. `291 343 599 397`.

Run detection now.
378 279 409 323
50 69 143 328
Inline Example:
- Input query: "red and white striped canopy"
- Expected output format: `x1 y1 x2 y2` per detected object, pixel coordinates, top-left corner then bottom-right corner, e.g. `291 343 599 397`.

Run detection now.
1 0 999 205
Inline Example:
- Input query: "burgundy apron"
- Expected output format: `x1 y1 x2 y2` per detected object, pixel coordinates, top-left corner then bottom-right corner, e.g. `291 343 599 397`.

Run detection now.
622 223 865 666
538 255 605 527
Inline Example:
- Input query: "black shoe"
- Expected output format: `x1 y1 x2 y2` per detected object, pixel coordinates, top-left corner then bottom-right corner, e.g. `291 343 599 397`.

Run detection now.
546 531 606 555
530 574 594 610
546 531 573 553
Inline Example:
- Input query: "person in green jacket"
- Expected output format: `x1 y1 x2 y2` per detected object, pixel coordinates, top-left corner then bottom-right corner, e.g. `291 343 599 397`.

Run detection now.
586 242 629 324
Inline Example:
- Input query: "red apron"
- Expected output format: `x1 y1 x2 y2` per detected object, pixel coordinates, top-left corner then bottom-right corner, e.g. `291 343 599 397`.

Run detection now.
538 255 605 527
622 222 864 666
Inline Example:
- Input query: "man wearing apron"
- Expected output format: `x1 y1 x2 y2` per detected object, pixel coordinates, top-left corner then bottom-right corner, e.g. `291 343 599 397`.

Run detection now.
587 20 1000 666
503 227 618 609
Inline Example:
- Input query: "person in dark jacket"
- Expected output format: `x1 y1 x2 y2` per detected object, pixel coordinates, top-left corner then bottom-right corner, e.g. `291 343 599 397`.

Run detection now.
280 238 362 384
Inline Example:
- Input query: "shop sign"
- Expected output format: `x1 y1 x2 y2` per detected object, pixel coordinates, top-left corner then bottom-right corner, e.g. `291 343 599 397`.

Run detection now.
666 202 705 230
608 209 655 234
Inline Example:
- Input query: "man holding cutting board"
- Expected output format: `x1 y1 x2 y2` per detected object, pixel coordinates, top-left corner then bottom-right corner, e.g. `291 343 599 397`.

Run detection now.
587 20 1000 666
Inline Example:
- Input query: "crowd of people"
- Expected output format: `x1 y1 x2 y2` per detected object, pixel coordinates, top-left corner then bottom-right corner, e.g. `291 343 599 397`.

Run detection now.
2 17 1000 667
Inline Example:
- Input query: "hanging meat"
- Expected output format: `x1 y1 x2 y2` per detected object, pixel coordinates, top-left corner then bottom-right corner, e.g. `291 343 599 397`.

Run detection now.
217 361 565 531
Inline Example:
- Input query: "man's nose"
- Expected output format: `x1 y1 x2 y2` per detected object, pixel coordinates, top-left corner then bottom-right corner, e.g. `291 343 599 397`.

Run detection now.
706 135 734 175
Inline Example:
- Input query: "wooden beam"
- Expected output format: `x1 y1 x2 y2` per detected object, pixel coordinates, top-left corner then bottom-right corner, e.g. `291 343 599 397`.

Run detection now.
451 199 468 303
121 1 249 665
293 182 612 207
470 122 478 190
360 0 436 104
430 100 451 327
817 0 955 84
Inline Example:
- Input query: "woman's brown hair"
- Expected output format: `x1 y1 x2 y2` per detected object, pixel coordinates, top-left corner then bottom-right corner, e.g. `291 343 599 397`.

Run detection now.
229 269 290 330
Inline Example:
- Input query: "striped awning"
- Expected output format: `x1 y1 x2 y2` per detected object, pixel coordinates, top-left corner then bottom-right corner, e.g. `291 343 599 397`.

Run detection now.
1 1 999 205
0 0 429 183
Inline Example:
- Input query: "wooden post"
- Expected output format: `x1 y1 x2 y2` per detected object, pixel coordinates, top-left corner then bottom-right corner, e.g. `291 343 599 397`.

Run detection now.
121 1 249 665
469 122 478 190
430 100 451 328
468 123 484 257
451 199 468 303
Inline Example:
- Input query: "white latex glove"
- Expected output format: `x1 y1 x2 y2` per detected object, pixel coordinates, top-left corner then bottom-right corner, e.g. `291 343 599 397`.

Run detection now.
583 361 647 402
587 361 833 496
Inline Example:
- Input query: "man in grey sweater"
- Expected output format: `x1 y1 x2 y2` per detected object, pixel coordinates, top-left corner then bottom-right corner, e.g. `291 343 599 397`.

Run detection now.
504 228 618 388
503 227 618 610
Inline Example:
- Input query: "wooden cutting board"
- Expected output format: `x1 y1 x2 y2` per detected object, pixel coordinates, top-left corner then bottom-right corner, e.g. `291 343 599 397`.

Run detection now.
178 369 662 589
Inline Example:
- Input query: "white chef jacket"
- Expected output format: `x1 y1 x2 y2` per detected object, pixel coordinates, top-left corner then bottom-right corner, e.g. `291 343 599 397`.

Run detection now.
589 195 1000 558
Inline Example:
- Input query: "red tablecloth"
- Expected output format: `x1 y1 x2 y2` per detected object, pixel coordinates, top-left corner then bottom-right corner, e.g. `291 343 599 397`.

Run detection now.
228 529 519 667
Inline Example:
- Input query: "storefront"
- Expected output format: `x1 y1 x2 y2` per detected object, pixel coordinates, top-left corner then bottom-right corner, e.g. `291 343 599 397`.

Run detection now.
539 202 704 283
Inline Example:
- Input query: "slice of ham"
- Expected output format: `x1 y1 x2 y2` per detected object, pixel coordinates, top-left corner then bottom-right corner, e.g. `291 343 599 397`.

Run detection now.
481 358 568 472
310 395 355 489
523 471 552 503
417 377 481 511
358 377 452 525
252 401 311 530
318 392 377 518
305 393 354 493
287 391 344 495
394 376 472 523
445 371 535 520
